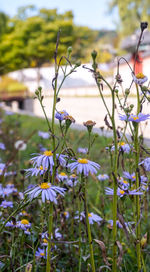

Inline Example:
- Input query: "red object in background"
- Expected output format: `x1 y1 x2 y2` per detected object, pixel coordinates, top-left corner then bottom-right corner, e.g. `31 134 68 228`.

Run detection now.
132 52 143 74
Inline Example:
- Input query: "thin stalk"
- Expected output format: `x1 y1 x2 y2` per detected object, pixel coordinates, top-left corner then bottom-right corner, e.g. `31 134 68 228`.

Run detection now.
111 87 118 272
46 202 53 272
46 56 58 272
78 197 82 272
83 176 95 272
134 84 141 271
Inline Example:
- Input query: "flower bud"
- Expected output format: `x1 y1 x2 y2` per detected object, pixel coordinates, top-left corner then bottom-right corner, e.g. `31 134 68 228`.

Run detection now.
141 22 148 31
130 104 134 109
67 46 72 54
75 60 81 67
91 50 97 60
125 88 130 95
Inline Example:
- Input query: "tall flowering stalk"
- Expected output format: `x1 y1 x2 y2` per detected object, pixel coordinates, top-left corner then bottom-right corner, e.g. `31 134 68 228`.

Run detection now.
35 32 81 272
90 52 118 271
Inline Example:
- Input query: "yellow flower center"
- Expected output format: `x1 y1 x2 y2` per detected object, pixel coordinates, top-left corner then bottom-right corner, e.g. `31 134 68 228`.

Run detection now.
40 182 50 189
21 219 29 225
78 158 88 164
88 213 92 217
119 142 125 146
43 150 53 157
132 175 136 179
136 73 145 79
60 172 66 176
43 238 48 243
132 116 139 121
123 180 128 184
71 174 76 178
22 210 27 214
39 166 43 170
120 190 125 195
64 211 68 216
60 111 64 114
40 252 45 256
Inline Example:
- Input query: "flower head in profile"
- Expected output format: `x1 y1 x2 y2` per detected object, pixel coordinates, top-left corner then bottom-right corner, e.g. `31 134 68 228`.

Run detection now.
77 147 88 154
139 157 150 171
83 120 96 133
38 131 50 139
62 211 69 219
66 174 79 187
30 150 54 172
0 200 13 208
68 158 100 176
0 143 5 150
25 166 47 177
119 113 150 123
75 211 102 224
123 171 136 181
16 219 31 230
57 172 68 182
55 110 69 121
118 177 129 190
26 182 66 203
105 187 143 197
97 174 109 181
118 142 131 154
132 72 148 85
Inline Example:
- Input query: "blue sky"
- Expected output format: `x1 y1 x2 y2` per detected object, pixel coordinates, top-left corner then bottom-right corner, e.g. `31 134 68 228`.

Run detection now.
1 0 118 30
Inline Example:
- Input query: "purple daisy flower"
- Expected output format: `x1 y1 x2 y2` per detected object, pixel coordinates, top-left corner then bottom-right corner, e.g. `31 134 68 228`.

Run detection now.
16 219 31 230
25 166 47 177
105 187 143 197
0 200 13 208
62 211 70 219
132 72 148 85
57 172 68 182
0 163 5 175
25 182 66 203
68 158 100 176
97 174 109 181
77 147 88 154
38 131 50 139
123 171 136 181
0 143 5 150
6 221 16 228
55 110 69 121
75 211 102 224
118 178 129 190
107 220 123 229
119 113 150 123
30 151 54 173
56 154 67 167
66 179 78 187
139 157 150 171
35 248 47 259
118 142 131 154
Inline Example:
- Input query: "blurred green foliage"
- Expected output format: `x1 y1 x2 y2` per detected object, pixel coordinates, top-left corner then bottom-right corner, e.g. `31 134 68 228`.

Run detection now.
109 0 150 35
0 6 116 75
0 76 27 94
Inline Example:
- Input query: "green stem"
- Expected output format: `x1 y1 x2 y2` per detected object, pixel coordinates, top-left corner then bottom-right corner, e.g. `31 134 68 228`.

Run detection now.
46 60 58 272
134 84 141 271
111 89 118 272
78 197 82 272
46 202 53 272
83 177 95 272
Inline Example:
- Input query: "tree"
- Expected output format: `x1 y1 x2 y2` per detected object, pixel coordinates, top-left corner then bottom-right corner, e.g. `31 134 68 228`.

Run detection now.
109 0 150 35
